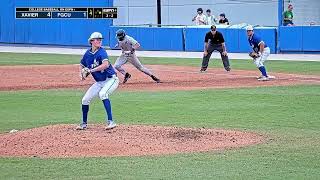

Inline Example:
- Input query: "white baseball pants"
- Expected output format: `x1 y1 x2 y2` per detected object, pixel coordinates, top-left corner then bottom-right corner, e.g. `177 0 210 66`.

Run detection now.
254 47 270 68
82 75 119 105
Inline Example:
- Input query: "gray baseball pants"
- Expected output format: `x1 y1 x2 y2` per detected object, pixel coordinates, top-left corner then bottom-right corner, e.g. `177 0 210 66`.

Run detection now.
114 53 153 76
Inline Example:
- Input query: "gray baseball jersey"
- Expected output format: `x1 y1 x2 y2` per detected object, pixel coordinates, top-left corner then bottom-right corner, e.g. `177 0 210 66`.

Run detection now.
117 35 138 51
114 35 153 76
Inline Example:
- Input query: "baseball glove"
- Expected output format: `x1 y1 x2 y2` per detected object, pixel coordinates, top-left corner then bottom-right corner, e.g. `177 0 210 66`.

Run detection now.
249 52 260 59
80 67 91 80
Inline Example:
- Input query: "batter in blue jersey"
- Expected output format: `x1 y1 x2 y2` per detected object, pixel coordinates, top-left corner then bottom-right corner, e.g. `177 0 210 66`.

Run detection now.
247 25 275 81
76 32 119 130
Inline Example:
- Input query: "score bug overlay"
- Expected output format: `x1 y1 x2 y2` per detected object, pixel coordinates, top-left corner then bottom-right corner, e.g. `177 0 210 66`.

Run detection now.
15 7 117 19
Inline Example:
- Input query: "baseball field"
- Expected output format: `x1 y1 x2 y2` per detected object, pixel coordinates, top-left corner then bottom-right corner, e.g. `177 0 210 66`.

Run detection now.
0 52 320 179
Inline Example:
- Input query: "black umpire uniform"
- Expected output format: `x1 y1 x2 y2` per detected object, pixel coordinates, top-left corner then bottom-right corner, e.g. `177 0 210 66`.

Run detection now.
201 25 231 72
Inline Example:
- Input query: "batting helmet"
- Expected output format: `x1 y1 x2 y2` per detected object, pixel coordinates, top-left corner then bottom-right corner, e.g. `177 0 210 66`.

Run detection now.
88 32 103 44
116 29 126 41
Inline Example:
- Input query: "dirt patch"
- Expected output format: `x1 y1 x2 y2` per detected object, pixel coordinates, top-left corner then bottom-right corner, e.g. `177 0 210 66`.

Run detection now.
0 65 319 91
0 124 264 158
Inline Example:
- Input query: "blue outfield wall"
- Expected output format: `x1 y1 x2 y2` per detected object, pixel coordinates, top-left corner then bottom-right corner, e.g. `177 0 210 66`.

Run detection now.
109 26 184 51
0 0 113 46
110 26 277 53
279 26 320 52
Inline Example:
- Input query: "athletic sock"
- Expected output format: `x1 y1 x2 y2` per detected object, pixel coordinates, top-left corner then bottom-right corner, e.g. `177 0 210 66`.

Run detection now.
102 99 113 121
258 66 268 77
82 105 89 124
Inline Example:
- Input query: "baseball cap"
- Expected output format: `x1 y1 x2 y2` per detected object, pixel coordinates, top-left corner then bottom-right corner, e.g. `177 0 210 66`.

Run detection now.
246 25 254 31
88 32 103 43
219 13 225 17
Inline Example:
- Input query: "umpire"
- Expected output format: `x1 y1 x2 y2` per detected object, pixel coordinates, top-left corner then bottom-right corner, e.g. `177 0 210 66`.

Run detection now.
200 25 231 72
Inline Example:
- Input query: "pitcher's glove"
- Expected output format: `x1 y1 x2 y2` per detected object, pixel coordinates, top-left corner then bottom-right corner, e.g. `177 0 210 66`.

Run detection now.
80 67 91 80
249 52 260 59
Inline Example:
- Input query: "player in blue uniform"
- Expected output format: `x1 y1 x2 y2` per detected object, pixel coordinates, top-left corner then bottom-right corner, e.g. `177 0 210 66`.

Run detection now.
76 32 119 130
246 25 275 81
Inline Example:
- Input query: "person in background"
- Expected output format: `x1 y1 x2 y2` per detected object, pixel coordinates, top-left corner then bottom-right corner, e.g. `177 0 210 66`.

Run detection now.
218 13 229 25
205 9 217 25
283 4 295 26
192 8 206 25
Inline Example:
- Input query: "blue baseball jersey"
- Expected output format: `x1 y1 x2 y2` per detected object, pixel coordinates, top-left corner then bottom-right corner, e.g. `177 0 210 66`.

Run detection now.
248 34 268 52
80 47 116 82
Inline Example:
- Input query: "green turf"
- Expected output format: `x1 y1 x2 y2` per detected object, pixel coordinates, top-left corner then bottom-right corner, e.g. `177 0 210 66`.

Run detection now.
0 52 319 75
0 85 319 179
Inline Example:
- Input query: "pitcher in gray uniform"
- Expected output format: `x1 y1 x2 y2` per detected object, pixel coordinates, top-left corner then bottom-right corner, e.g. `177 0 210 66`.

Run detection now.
114 29 161 84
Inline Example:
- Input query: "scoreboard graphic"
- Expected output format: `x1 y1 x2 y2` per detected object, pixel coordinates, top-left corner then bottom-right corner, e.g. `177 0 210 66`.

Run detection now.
15 7 117 19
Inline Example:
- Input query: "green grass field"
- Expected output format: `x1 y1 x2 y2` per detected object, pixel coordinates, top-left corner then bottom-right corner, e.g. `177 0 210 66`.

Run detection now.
0 52 319 179
1 52 320 75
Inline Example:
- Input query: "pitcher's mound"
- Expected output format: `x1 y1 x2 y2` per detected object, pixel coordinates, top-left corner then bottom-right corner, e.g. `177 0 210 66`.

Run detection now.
0 124 264 158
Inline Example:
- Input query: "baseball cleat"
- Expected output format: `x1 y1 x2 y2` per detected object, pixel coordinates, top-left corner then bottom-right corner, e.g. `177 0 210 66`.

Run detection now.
200 67 207 73
76 123 87 130
151 75 161 83
257 76 270 81
123 73 131 84
225 66 231 72
257 75 275 79
106 121 117 130
267 75 276 79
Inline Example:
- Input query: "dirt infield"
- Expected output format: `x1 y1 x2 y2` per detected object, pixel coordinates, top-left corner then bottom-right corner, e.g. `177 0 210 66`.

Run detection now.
0 64 319 91
0 124 264 158
0 64 319 158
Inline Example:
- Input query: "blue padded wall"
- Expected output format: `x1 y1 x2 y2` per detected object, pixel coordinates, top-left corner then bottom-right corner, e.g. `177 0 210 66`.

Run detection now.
279 26 303 52
109 26 184 51
184 27 208 51
302 26 320 51
238 29 252 53
0 0 15 43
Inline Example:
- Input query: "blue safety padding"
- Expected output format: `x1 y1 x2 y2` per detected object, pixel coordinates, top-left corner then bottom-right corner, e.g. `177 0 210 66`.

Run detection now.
136 27 154 50
253 28 277 54
109 26 184 51
223 28 239 53
302 26 320 51
279 26 303 51
238 29 252 53
0 0 15 43
152 27 184 51
184 27 208 51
